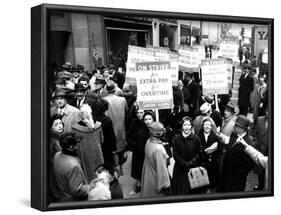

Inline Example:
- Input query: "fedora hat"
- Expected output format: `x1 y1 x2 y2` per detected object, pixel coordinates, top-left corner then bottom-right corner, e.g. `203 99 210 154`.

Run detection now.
53 88 68 98
106 83 116 93
203 94 214 105
62 62 72 70
75 82 88 92
57 70 72 79
235 115 250 129
224 102 235 113
95 74 106 85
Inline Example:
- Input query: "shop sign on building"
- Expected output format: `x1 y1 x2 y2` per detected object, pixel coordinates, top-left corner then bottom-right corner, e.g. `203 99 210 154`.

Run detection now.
135 61 174 110
201 58 230 95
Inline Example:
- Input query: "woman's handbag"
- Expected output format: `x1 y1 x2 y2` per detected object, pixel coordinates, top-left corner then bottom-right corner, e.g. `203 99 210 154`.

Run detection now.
188 167 210 189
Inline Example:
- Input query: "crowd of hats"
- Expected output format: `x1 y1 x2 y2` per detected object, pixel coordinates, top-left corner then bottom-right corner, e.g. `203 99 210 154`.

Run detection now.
53 62 119 99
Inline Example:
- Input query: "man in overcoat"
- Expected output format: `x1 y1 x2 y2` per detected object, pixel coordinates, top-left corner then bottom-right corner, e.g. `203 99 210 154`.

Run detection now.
217 115 254 192
53 132 89 202
238 63 254 116
50 88 81 133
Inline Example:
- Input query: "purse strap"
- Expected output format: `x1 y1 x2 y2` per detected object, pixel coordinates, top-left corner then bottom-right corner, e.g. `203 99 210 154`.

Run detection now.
189 167 205 178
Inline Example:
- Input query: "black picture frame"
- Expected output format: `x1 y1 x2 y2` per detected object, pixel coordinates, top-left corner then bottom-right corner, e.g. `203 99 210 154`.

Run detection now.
31 3 274 211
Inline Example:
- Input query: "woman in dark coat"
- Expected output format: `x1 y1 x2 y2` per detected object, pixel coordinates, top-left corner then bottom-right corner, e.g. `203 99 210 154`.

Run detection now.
131 110 155 193
197 117 221 190
49 114 64 202
126 106 144 151
92 98 117 167
171 116 202 195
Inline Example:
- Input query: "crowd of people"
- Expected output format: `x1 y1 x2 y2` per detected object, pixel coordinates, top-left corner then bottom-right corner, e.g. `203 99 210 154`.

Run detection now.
49 59 269 202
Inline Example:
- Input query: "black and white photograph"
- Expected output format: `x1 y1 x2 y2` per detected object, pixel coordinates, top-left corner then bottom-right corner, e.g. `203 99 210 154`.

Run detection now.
3 0 281 214
30 3 274 211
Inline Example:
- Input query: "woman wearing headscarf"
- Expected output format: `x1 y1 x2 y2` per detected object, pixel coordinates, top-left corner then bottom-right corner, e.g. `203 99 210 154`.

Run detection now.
197 117 220 191
72 104 104 183
171 116 202 195
131 110 155 193
141 121 171 197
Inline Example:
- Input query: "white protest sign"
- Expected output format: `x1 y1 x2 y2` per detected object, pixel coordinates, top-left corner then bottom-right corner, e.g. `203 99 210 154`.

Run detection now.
218 39 239 62
126 45 156 85
135 61 174 110
169 51 179 86
178 45 205 69
201 58 229 95
126 45 179 86
226 58 233 89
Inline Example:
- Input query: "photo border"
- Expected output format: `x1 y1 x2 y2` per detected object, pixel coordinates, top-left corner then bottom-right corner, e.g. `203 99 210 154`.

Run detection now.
31 4 274 211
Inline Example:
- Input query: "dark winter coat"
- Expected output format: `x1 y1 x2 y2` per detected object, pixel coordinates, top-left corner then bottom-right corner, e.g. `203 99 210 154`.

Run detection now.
187 80 201 114
126 117 143 151
171 133 202 195
218 132 254 192
131 126 150 181
95 113 117 166
197 129 221 188
238 73 254 108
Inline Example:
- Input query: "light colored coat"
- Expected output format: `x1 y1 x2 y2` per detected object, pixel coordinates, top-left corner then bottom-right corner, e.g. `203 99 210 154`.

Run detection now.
244 145 268 189
51 104 81 133
252 83 267 121
221 115 237 136
53 152 89 201
72 121 104 183
141 138 170 198
104 94 128 152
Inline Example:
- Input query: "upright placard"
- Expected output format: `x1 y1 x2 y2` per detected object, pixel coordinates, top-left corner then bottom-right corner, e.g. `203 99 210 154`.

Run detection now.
126 46 156 85
169 51 179 86
201 58 229 95
218 39 239 62
135 61 173 110
126 45 179 86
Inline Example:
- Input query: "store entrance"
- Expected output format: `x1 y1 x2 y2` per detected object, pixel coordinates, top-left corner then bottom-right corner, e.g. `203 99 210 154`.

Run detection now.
107 28 149 69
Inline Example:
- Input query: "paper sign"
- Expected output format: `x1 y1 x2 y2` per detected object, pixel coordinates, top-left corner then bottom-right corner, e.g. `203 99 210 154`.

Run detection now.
135 61 174 110
201 58 230 95
218 39 239 62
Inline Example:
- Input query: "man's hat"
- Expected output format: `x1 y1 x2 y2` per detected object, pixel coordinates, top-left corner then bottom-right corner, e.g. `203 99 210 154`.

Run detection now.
75 82 88 92
235 115 250 129
62 62 72 70
53 88 68 98
224 102 235 113
202 94 214 105
241 61 252 70
95 74 106 85
59 132 79 149
57 70 72 79
70 67 81 74
106 83 116 93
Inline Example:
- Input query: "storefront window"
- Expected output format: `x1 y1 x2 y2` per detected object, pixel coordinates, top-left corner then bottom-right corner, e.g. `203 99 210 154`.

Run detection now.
180 26 191 46
159 23 177 51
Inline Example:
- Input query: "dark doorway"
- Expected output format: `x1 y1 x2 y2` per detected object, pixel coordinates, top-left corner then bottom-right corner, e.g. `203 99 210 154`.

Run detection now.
107 29 149 69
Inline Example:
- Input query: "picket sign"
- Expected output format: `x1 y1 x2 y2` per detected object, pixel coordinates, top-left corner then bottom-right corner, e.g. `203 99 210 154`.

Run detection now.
135 61 174 111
